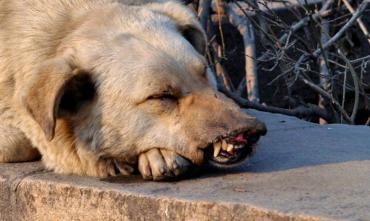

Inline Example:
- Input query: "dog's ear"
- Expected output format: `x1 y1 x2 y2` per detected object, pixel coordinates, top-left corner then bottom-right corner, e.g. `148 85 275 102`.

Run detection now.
179 24 206 55
148 1 207 55
23 58 95 140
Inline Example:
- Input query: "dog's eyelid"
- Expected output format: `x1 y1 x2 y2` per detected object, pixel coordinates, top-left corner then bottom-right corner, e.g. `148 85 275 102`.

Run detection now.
147 91 178 100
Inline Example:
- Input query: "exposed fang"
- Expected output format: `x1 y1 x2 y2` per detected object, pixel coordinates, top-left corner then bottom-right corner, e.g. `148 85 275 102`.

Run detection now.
221 140 228 151
213 142 221 157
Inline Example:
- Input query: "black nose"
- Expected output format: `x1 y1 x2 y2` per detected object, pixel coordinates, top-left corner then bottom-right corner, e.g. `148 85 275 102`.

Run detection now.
255 121 267 136
245 120 267 144
237 119 266 146
243 115 267 137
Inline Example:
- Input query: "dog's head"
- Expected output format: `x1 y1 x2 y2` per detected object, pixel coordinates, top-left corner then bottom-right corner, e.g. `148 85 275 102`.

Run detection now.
22 1 266 168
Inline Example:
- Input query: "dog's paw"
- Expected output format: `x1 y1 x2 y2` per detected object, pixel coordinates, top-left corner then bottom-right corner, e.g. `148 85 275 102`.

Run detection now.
138 149 190 181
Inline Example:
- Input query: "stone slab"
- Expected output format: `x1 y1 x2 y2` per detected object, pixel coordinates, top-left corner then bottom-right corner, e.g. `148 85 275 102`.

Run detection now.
1 110 370 221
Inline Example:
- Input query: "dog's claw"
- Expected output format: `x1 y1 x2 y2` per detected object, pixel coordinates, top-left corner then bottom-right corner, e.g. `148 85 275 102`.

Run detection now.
138 153 152 180
138 148 190 181
114 160 134 176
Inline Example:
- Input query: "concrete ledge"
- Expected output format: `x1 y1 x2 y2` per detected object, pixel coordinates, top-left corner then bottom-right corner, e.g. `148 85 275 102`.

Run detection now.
1 110 370 221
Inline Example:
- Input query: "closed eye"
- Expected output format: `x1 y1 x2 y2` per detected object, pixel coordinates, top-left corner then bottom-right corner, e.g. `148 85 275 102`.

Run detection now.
147 93 178 101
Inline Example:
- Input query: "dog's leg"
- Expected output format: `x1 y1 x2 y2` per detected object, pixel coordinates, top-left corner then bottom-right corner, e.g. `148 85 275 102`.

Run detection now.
8 116 132 177
0 125 40 163
138 149 190 180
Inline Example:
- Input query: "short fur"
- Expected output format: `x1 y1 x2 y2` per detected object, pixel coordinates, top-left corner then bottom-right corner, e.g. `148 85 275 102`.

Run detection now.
0 0 266 180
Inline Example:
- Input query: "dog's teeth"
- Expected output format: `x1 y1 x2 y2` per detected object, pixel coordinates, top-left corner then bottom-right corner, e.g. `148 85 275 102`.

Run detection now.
235 145 244 149
227 144 234 153
221 140 228 151
213 142 221 157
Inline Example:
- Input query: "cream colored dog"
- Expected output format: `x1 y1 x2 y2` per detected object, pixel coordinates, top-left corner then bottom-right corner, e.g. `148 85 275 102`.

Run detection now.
0 0 266 180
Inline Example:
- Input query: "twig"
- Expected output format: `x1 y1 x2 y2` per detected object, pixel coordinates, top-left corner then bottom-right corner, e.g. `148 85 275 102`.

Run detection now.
338 49 360 123
341 69 348 123
351 55 370 63
214 0 226 57
207 18 235 92
209 43 235 92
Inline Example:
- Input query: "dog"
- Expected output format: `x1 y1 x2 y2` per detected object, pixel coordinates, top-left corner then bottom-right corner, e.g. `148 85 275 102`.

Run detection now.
0 0 266 180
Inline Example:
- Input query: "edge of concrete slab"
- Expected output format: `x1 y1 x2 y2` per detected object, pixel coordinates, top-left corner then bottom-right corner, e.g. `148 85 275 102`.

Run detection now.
1 167 329 221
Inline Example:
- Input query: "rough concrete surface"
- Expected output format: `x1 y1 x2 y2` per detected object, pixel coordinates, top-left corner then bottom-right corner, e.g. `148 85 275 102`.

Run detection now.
1 110 370 221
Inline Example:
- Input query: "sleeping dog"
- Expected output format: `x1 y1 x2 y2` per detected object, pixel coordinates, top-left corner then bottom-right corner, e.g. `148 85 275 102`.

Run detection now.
0 0 266 180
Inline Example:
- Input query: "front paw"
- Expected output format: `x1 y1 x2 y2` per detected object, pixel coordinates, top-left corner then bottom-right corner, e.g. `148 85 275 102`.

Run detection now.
138 149 190 181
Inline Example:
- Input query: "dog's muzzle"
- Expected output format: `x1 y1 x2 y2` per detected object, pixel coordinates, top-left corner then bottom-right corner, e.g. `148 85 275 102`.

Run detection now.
204 126 266 168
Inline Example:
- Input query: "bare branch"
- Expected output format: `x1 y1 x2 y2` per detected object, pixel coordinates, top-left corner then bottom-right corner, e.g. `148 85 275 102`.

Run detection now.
208 39 235 91
298 75 352 123
338 49 360 123
278 0 334 44
313 0 370 57
294 0 369 72
226 3 259 101
341 69 348 123
219 85 333 122
198 0 212 29
318 16 331 124
342 0 370 44
213 0 226 57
